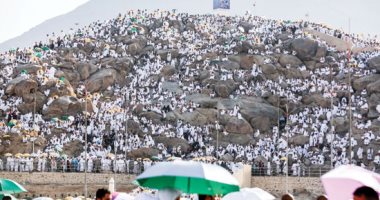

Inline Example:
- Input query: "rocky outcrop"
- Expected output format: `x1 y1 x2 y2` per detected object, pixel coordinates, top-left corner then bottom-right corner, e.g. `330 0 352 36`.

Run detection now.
290 38 326 61
85 68 117 93
43 96 90 118
225 117 253 135
368 55 380 73
214 80 236 98
353 74 380 92
128 148 159 159
279 55 303 68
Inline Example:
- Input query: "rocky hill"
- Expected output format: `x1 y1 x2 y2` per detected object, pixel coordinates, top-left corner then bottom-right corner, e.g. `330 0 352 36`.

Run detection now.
1 10 380 169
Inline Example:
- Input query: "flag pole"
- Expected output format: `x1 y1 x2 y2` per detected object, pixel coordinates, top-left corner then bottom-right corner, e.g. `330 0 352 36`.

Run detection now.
84 87 88 198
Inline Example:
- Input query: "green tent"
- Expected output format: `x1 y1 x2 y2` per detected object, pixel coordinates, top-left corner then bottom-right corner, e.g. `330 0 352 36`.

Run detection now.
21 69 28 75
131 27 137 33
59 76 65 81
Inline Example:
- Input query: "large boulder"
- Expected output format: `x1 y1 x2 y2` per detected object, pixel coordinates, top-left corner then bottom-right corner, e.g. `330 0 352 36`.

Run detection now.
127 43 143 56
76 62 98 80
237 97 282 131
215 60 240 71
302 94 331 108
139 111 162 123
13 64 43 77
238 22 254 33
174 110 208 126
154 136 191 153
368 56 380 73
128 148 159 159
156 49 180 60
290 38 325 61
214 80 236 98
17 92 47 114
160 65 176 77
368 93 380 119
225 117 253 135
5 77 26 95
85 69 117 93
228 55 264 70
278 55 303 68
353 74 380 92
250 116 271 132
332 117 349 135
43 96 88 118
289 135 309 145
14 79 38 99
367 80 380 95
45 80 76 98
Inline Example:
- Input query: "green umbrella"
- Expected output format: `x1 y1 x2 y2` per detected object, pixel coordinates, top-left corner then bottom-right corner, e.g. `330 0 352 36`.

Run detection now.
34 47 42 52
35 52 42 58
0 179 27 195
42 46 50 51
7 122 15 127
136 161 239 196
151 156 160 161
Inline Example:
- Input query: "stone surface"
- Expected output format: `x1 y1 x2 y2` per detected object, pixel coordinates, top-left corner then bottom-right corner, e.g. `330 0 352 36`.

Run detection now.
290 38 324 61
85 68 117 93
368 55 380 73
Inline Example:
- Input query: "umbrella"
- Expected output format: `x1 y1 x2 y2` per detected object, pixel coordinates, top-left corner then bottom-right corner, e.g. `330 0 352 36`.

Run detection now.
33 197 54 200
151 156 160 161
321 165 380 200
136 161 240 196
167 156 181 161
23 153 30 157
41 46 50 51
223 188 275 200
0 179 27 195
134 193 157 200
112 192 135 200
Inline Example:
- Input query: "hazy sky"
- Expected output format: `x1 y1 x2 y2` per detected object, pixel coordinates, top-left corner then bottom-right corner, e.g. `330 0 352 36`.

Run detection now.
0 0 88 43
0 0 379 47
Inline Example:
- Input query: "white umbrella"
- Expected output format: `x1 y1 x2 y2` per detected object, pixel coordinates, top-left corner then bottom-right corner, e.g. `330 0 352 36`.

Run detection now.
223 188 275 200
113 193 135 200
33 198 53 200
321 165 380 200
134 193 158 200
